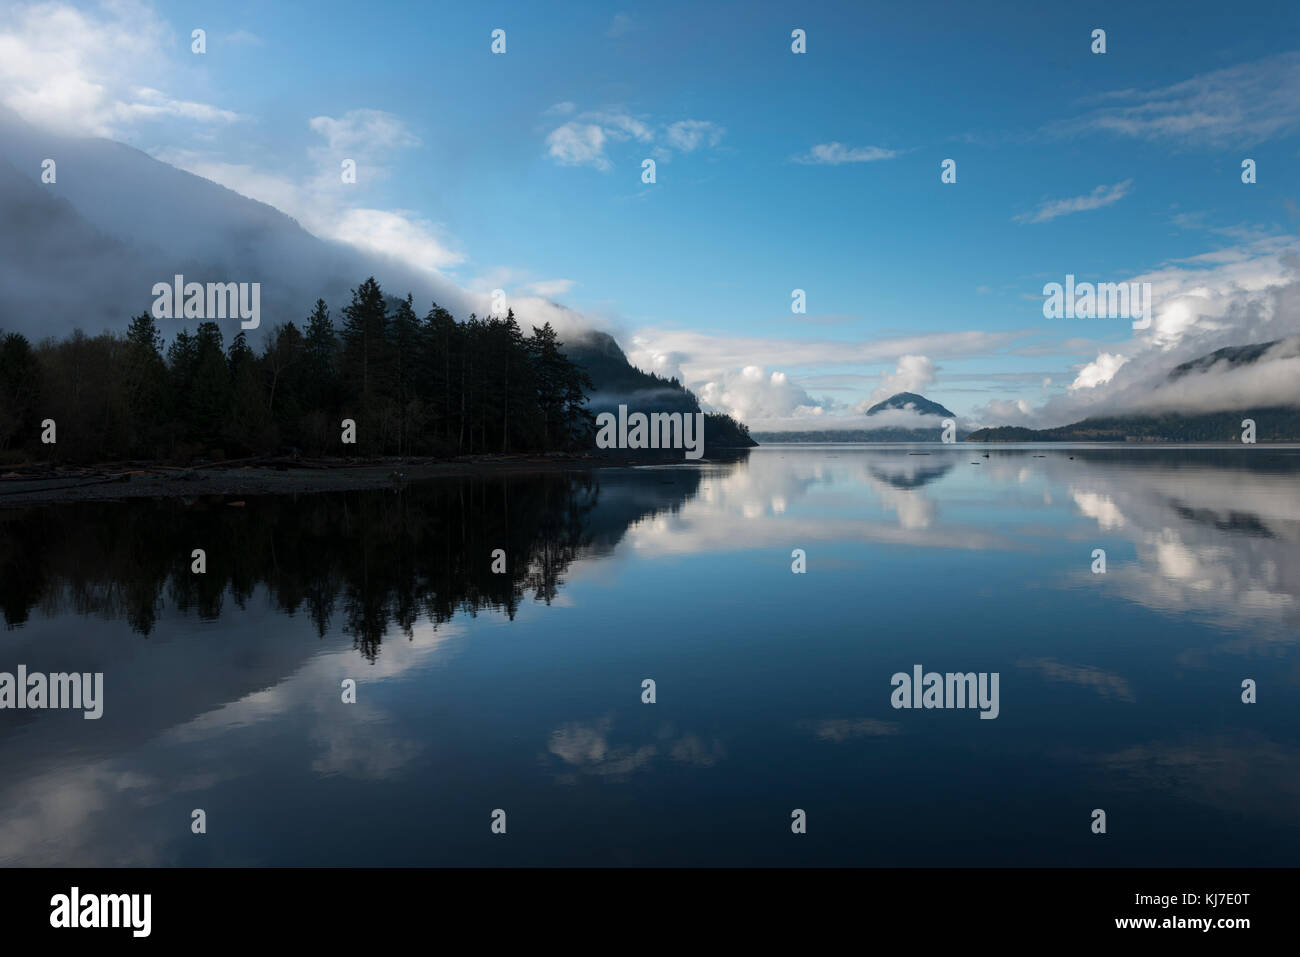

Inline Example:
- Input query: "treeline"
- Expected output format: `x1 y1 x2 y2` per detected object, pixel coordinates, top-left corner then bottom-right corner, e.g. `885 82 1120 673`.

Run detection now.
0 277 595 462
966 410 1300 443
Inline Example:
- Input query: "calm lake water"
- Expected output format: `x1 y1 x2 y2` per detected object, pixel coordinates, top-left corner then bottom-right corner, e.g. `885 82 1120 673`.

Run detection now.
3 445 1298 866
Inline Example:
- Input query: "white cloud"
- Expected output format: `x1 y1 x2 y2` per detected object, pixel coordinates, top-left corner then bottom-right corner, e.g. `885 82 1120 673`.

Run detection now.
696 365 821 421
0 0 241 137
581 109 653 142
1014 179 1132 224
1055 51 1300 146
626 329 1016 386
155 110 464 276
973 397 1035 427
664 120 724 152
544 108 723 170
868 355 936 403
983 235 1300 428
546 122 610 169
1069 352 1128 390
527 279 577 297
308 109 420 155
0 1 604 350
793 143 899 165
331 208 464 271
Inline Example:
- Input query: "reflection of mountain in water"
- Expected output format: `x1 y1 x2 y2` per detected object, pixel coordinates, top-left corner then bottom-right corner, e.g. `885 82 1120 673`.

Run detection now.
0 466 734 659
867 460 955 490
1039 448 1300 633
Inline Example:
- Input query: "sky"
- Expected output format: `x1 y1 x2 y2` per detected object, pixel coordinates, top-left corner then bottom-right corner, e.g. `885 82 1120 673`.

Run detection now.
2 0 1299 429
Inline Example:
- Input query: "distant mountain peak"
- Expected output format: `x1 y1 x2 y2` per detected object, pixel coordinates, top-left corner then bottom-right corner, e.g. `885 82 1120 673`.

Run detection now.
865 392 955 418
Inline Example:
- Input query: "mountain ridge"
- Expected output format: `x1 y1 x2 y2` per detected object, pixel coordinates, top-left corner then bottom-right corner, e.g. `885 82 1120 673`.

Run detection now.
968 339 1300 442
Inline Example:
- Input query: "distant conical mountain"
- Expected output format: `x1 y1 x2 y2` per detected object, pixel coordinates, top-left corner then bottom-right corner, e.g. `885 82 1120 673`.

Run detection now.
749 391 960 443
865 392 956 418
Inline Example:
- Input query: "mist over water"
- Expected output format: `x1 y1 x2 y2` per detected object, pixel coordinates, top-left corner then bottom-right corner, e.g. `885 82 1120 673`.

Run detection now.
2 446 1298 865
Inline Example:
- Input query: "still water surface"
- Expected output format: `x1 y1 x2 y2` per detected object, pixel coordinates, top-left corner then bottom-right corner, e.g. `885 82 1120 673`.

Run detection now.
2 445 1298 865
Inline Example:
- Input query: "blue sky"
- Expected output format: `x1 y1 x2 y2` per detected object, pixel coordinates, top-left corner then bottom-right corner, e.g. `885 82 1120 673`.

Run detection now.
3 0 1299 428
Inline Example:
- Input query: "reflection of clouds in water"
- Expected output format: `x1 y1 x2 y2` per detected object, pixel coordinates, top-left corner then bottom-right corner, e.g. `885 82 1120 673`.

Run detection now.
624 449 1300 641
620 450 1014 555
548 718 657 779
1088 732 1300 819
1063 457 1300 635
545 716 724 781
0 766 160 867
1018 657 1135 702
872 481 936 530
617 449 1300 641
0 620 459 864
1072 490 1128 529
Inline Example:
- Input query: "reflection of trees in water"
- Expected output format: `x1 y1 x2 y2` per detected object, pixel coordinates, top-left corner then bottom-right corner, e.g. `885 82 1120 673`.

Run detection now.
0 468 713 659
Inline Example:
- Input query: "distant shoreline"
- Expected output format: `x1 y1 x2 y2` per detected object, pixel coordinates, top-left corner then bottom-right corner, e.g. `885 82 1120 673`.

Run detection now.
0 453 749 507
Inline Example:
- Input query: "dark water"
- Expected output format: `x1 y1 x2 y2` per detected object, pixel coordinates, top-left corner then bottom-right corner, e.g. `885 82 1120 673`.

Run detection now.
2 445 1298 866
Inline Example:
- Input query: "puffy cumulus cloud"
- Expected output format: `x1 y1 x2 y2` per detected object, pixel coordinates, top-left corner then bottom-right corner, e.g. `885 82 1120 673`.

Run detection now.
0 0 242 137
544 107 723 170
696 366 824 422
985 235 1300 429
868 355 937 403
1133 238 1298 350
625 339 689 384
971 397 1035 428
546 121 610 169
1069 352 1128 391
